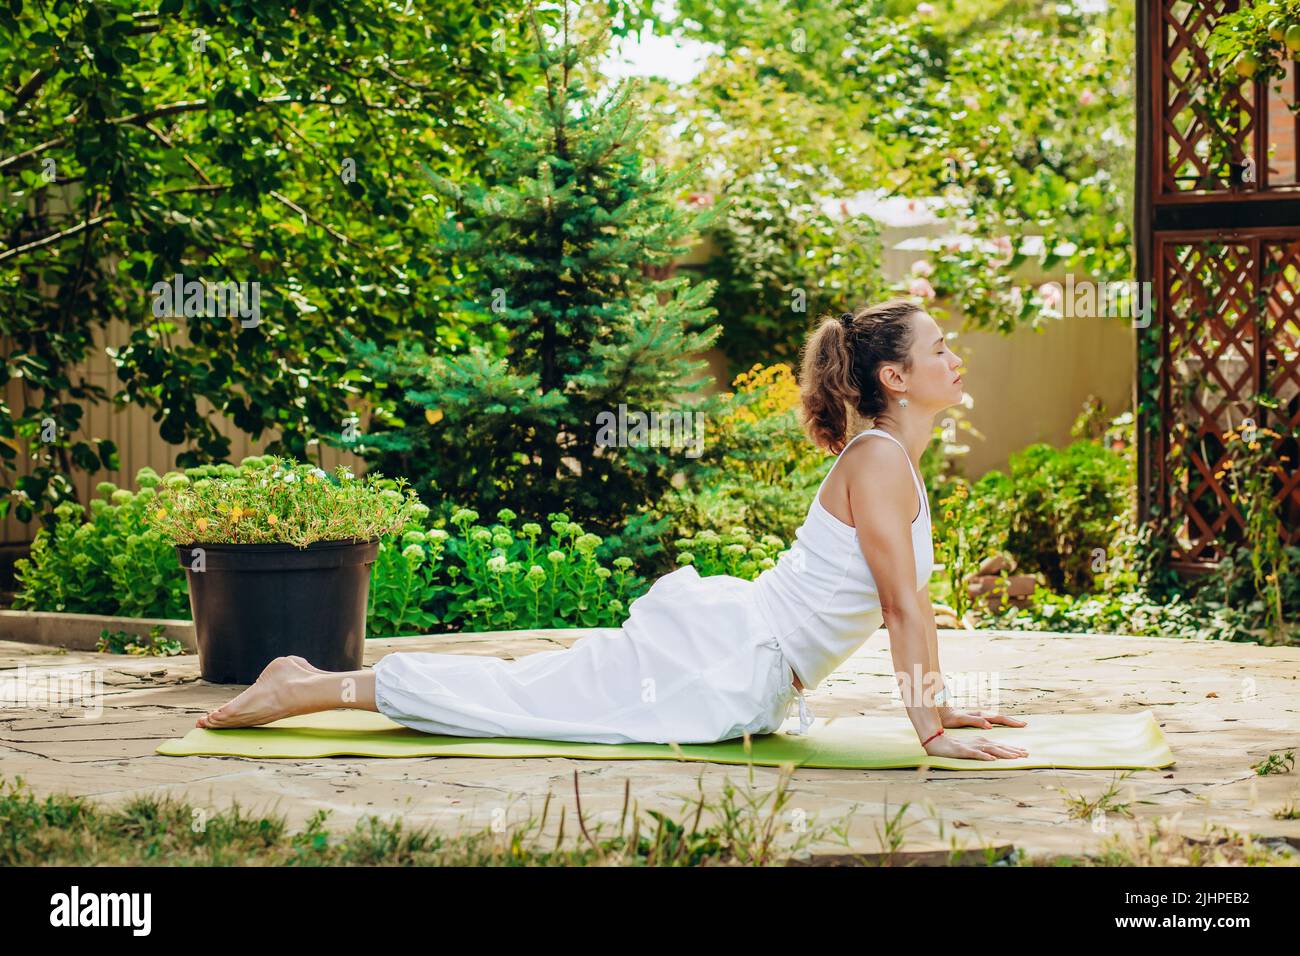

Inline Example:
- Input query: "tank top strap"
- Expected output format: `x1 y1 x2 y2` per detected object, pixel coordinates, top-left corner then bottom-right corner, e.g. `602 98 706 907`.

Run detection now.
855 429 931 524
814 428 930 523
814 428 877 495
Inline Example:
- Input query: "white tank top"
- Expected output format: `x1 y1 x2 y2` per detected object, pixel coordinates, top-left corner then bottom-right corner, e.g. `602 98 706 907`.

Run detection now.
752 428 935 693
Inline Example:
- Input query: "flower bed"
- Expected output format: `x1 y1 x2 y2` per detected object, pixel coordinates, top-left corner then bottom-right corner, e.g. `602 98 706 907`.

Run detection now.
10 457 661 639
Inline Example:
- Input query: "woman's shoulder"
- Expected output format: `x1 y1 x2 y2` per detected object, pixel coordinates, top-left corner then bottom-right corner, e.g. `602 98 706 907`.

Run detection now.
840 431 911 469
840 435 924 513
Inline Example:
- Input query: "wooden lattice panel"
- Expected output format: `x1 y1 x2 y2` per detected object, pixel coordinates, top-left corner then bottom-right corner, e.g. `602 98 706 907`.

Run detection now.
1140 2 1300 575
1159 0 1255 194
1159 238 1257 562
1263 239 1300 541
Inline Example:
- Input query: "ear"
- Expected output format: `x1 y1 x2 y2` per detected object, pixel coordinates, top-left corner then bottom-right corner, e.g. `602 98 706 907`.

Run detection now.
877 362 904 391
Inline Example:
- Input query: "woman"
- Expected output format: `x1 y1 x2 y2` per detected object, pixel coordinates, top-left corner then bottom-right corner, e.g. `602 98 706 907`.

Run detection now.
197 299 1029 761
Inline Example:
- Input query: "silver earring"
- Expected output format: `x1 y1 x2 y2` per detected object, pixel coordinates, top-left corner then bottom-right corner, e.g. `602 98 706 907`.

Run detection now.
899 396 909 408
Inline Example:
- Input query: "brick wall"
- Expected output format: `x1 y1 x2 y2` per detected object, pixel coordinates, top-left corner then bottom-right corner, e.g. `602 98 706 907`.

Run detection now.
1267 59 1296 184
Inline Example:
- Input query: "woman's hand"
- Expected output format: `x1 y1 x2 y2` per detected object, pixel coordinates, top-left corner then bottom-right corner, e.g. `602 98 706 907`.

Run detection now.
923 731 1029 761
938 707 1028 730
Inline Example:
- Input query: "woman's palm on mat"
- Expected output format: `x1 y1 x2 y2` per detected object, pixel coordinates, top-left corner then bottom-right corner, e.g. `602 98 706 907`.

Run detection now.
924 732 1029 761
939 709 1028 730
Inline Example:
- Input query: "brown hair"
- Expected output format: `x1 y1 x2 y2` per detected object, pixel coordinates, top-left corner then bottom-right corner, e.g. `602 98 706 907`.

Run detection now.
797 298 923 454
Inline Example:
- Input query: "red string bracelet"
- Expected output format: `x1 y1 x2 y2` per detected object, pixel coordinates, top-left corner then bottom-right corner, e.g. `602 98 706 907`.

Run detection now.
921 728 943 747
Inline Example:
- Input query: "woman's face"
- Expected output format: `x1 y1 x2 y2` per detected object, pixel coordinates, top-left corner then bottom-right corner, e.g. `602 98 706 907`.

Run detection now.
904 311 964 410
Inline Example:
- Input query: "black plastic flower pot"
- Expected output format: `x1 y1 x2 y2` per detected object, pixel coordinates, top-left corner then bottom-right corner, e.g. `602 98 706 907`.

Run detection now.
176 538 381 684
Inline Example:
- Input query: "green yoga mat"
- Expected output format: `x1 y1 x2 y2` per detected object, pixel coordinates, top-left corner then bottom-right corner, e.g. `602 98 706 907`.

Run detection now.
157 709 1175 770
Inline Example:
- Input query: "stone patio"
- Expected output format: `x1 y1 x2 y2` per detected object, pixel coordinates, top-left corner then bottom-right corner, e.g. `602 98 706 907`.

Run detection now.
1 626 1298 863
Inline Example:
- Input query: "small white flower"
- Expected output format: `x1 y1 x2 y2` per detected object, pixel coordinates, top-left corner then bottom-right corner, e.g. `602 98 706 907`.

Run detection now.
312 467 328 479
487 554 507 573
283 472 297 483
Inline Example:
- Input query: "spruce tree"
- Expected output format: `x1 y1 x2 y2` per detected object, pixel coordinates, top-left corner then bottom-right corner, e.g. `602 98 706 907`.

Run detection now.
350 2 726 553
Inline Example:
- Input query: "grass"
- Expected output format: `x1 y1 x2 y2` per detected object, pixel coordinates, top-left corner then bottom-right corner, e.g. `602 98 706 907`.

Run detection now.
1057 814 1300 867
1273 795 1300 821
1059 770 1139 822
4 768 1297 867
1251 750 1296 775
0 765 826 867
96 625 186 657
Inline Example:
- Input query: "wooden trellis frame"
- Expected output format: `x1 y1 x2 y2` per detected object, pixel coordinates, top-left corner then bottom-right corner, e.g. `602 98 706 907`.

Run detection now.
1136 0 1300 576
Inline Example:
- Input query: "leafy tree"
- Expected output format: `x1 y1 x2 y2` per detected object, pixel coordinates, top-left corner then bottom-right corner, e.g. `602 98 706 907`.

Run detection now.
0 0 655 528
655 0 1136 359
347 2 726 556
637 46 887 377
651 361 833 547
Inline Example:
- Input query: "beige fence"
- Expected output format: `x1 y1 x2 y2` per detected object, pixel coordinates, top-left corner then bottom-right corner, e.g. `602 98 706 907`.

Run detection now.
2 315 366 544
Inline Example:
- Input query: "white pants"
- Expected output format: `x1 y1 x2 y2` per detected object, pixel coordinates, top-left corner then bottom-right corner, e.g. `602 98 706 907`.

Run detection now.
372 565 802 744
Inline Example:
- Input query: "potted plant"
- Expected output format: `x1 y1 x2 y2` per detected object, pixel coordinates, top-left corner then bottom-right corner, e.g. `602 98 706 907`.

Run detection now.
148 456 424 683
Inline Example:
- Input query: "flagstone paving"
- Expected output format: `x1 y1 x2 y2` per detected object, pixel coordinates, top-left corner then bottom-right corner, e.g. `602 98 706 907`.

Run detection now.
1 627 1297 863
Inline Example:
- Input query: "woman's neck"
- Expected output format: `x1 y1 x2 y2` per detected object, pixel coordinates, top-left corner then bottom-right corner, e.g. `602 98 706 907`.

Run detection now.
869 418 932 466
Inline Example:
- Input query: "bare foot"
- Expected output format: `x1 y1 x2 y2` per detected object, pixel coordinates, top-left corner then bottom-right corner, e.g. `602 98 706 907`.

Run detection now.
196 656 317 729
285 655 329 674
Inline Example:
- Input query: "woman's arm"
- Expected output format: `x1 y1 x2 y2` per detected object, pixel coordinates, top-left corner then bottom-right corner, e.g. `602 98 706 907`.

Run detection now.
917 568 1031 732
843 441 943 745
845 443 1028 760
914 581 946 703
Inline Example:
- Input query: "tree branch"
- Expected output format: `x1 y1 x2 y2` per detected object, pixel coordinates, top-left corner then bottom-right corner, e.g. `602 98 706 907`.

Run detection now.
3 20 160 123
269 190 369 250
0 214 113 263
1 96 424 172
9 68 54 113
143 121 214 184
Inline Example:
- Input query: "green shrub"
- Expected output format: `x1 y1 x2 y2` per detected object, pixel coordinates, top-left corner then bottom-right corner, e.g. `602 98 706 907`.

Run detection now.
367 529 449 638
978 572 1298 643
440 509 648 631
12 462 782 639
96 625 185 657
11 475 188 619
671 526 787 580
651 363 827 551
934 478 1009 620
968 438 1134 594
148 456 425 549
